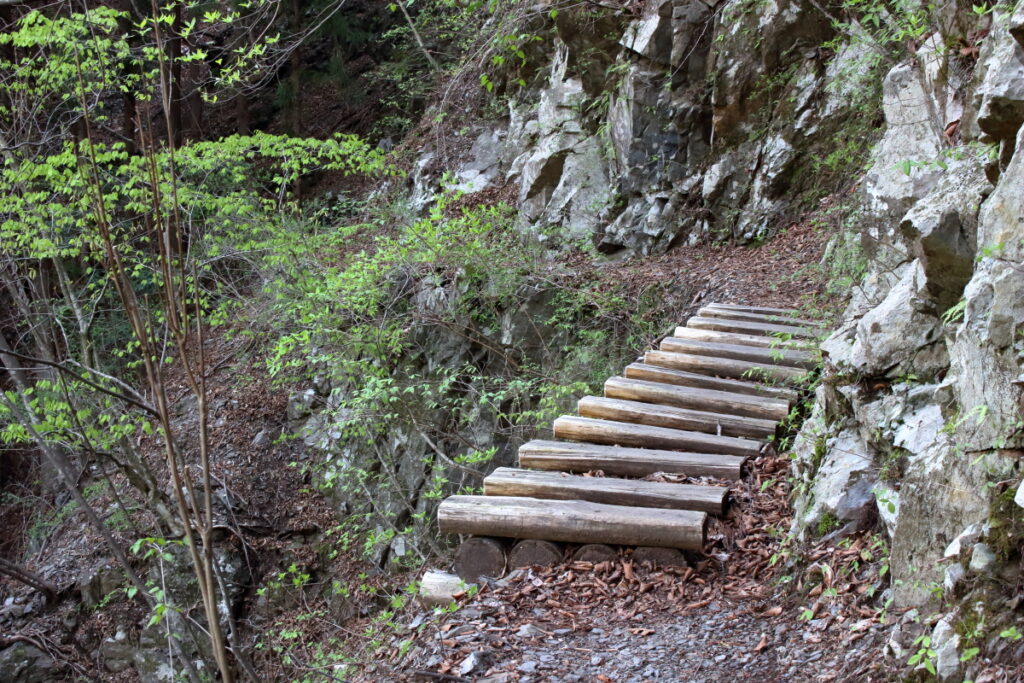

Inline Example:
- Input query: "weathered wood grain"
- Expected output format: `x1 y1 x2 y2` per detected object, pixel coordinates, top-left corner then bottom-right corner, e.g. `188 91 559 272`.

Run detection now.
509 539 564 568
699 305 821 327
518 439 746 479
687 315 818 339
644 350 810 384
578 395 777 439
454 537 507 582
659 336 817 370
438 496 707 550
624 362 798 402
603 376 790 421
551 416 762 458
484 467 728 514
672 326 810 349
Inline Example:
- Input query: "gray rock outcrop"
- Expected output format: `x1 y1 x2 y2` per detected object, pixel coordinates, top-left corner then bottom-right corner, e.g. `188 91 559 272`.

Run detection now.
410 0 858 253
792 14 1024 612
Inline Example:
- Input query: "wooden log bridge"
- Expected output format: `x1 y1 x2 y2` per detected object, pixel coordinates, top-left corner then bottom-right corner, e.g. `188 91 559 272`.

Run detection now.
437 302 822 582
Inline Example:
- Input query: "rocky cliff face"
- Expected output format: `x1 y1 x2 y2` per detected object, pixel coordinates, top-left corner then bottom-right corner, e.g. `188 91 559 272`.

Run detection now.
412 0 867 254
786 7 1024 678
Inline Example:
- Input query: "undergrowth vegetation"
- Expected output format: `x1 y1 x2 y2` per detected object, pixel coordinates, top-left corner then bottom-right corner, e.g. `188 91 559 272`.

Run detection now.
243 185 687 562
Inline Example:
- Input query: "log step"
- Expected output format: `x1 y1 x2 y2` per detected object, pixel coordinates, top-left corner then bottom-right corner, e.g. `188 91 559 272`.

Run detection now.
672 326 812 350
438 495 707 550
698 306 821 328
551 416 761 458
687 316 818 339
645 350 810 384
578 396 777 439
702 302 799 315
604 376 790 421
624 362 798 403
483 467 728 514
432 302 826 573
659 336 817 370
518 439 745 479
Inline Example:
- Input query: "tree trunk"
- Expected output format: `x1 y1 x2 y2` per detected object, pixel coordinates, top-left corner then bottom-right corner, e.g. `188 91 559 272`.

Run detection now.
623 362 798 402
453 536 507 582
602 376 790 421
577 395 778 439
659 336 817 369
686 315 818 339
509 539 563 569
289 0 303 200
117 13 137 155
186 61 203 141
483 467 728 514
518 438 747 479
169 2 182 148
235 92 250 136
551 415 761 458
644 349 809 384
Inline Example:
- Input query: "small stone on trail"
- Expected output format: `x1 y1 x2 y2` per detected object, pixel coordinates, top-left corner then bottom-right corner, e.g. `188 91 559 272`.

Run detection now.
516 623 547 639
458 650 489 676
517 660 538 673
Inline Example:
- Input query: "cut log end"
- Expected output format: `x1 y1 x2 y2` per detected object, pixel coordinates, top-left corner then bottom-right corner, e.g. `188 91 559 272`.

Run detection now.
454 537 508 582
574 544 618 564
509 539 564 569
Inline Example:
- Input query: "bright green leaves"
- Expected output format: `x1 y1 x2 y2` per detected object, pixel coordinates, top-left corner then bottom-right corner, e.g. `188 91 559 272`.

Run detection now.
0 7 149 132
0 2 390 480
907 634 938 675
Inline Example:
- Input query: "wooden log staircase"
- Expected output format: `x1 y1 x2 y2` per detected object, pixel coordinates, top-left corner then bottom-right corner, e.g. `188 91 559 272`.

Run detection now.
437 303 821 582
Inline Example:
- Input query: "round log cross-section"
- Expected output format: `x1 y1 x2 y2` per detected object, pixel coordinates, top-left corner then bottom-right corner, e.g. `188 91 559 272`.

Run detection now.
454 537 507 582
573 543 617 564
509 539 563 569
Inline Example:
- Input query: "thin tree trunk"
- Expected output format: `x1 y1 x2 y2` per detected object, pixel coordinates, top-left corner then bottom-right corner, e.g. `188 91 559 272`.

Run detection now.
169 2 182 148
52 254 97 370
397 1 439 72
117 13 137 155
290 0 303 200
235 92 250 136
186 61 203 140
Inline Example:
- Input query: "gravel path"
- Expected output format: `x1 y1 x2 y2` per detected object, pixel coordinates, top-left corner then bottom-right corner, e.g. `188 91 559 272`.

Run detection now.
372 570 894 682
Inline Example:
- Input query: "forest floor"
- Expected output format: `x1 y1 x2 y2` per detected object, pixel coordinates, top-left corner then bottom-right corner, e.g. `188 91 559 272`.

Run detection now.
586 214 841 317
